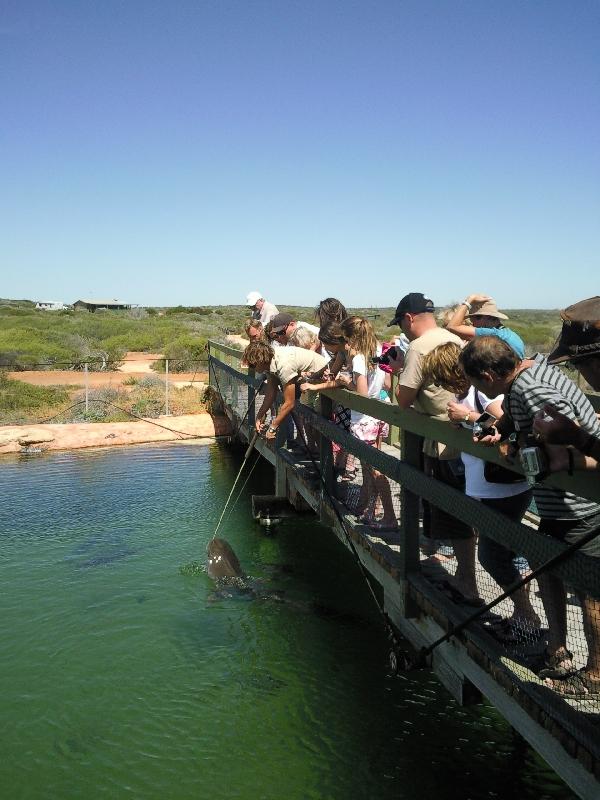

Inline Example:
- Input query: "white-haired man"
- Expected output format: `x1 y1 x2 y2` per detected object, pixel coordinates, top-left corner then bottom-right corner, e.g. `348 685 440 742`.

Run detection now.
246 292 279 326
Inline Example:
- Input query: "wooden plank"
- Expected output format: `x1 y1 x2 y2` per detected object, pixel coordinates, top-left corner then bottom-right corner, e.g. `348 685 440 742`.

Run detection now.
219 361 600 797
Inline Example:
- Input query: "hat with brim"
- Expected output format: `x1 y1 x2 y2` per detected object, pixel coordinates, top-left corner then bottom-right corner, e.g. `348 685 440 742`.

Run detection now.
469 299 508 320
547 297 600 364
388 293 435 326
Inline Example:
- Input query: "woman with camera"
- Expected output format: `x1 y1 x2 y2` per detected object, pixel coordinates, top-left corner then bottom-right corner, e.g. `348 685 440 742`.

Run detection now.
422 341 540 639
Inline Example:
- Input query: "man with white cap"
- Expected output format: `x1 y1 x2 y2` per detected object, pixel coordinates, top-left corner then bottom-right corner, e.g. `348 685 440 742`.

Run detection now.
447 293 525 359
246 292 279 326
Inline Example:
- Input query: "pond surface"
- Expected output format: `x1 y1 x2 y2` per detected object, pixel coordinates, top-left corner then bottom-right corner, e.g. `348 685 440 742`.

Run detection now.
0 443 574 800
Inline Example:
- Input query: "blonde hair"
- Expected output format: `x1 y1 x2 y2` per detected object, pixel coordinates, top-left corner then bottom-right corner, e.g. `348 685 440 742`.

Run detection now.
340 316 378 371
289 327 319 350
436 306 472 329
421 342 469 397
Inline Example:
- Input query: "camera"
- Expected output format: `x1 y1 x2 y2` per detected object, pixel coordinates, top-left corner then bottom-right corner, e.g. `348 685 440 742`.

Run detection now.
519 445 549 485
472 411 497 440
370 346 399 366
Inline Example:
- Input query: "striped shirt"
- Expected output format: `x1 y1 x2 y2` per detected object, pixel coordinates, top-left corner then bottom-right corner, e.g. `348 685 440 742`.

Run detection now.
503 355 600 519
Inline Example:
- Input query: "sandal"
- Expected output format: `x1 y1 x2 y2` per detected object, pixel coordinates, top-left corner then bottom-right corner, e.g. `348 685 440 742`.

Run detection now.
544 669 600 698
479 618 519 645
338 469 357 481
536 648 576 680
368 522 399 532
434 579 485 607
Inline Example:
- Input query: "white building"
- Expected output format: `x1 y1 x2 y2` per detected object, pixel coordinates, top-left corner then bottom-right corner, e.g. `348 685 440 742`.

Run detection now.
35 301 68 311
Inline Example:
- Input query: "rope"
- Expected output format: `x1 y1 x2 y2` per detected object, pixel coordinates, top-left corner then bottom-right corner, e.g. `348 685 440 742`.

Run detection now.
34 399 222 440
289 409 404 660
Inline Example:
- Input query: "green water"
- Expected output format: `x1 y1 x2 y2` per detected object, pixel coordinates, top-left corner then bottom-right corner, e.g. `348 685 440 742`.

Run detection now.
0 443 574 800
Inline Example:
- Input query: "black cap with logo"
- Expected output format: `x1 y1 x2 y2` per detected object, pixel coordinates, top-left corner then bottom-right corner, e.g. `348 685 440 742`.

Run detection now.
388 293 435 326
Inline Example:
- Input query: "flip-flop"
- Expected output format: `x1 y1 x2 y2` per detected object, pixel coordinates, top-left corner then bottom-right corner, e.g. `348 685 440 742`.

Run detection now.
479 618 520 645
434 579 484 607
537 648 576 679
369 522 399 532
544 669 600 698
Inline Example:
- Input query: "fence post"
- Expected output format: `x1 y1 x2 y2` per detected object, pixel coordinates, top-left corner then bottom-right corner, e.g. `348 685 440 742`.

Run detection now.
165 359 170 416
84 362 89 414
399 428 423 617
247 368 256 434
319 395 335 504
274 424 287 496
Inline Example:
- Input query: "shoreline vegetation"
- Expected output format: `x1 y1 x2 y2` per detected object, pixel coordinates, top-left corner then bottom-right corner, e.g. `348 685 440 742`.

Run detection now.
0 298 577 444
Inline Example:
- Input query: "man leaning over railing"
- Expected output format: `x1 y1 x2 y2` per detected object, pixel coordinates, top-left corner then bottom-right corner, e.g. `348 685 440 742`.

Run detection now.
386 292 480 602
533 296 600 470
460 335 600 699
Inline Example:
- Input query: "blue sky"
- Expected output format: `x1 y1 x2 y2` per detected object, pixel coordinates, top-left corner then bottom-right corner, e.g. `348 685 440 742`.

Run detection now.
1 1 599 308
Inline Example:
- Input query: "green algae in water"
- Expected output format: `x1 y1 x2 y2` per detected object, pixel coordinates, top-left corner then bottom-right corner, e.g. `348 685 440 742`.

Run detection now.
179 560 205 576
0 444 578 800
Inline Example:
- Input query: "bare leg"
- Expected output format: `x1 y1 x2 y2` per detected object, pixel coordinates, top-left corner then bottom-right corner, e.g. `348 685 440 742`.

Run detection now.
537 572 568 656
373 470 397 526
355 462 375 518
452 535 479 600
581 594 600 680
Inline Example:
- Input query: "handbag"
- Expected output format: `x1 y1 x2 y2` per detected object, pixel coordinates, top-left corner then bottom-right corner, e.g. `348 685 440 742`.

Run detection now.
473 390 524 484
483 460 524 484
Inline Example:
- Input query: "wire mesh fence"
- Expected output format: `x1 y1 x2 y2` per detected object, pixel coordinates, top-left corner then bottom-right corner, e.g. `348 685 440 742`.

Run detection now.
208 343 600 770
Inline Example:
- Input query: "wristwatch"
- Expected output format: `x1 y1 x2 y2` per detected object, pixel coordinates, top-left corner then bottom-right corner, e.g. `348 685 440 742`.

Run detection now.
462 300 472 312
463 413 470 423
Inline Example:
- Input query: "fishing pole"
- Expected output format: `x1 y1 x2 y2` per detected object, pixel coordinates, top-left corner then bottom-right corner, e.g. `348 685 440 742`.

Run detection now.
288 409 406 670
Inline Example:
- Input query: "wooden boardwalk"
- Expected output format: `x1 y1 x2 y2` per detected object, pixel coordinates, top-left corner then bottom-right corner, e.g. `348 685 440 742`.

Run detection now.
209 340 600 800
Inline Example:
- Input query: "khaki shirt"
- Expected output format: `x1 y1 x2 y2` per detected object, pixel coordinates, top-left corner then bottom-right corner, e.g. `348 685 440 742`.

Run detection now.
399 327 463 458
269 347 328 386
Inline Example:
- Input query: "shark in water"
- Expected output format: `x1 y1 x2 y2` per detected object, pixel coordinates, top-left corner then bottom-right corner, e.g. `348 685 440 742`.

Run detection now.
203 538 366 626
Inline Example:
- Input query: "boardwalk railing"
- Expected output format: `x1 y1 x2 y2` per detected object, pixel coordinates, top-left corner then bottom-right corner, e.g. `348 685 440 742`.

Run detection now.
208 340 600 800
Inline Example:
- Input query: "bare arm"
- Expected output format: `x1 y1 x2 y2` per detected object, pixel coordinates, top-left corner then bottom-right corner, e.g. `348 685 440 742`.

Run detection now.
395 384 418 409
255 375 278 431
446 294 491 339
266 381 297 439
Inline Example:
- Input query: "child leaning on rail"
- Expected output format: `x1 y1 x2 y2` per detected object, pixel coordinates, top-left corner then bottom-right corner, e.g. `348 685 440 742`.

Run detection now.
338 316 397 531
300 321 356 480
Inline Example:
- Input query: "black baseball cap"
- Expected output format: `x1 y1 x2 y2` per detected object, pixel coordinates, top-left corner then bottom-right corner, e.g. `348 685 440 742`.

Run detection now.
388 293 435 326
269 312 294 333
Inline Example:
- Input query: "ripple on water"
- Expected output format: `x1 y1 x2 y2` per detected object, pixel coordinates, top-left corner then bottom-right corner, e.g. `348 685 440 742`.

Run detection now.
0 443 577 800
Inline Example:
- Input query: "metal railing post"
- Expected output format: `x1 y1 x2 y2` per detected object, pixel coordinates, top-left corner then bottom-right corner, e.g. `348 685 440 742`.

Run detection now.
247 368 256 433
319 395 335 503
84 362 89 414
399 428 423 617
165 358 170 416
274 424 287 496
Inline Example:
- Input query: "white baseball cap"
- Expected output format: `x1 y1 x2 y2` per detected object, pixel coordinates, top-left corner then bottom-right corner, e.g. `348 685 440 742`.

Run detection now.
246 291 262 306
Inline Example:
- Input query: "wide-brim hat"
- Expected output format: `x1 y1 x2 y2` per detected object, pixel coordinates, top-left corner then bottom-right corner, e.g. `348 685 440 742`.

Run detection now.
547 296 600 363
469 299 508 320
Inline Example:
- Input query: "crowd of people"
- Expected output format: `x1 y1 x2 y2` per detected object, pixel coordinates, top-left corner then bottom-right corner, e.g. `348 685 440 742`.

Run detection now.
241 290 600 699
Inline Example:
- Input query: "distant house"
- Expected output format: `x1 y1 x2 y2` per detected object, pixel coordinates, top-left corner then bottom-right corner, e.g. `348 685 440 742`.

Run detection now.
73 299 132 313
35 301 68 311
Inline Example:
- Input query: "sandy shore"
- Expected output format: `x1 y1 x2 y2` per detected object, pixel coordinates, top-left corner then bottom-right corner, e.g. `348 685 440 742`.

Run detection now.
0 413 232 456
7 370 208 388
